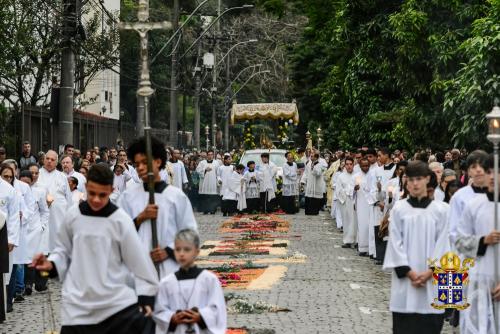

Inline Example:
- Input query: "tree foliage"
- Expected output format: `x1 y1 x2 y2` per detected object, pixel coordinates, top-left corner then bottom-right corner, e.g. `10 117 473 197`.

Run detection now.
287 0 499 150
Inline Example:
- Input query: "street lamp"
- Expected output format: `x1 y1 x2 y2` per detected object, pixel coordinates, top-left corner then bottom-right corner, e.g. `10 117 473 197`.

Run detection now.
205 125 210 151
217 39 258 67
179 4 254 61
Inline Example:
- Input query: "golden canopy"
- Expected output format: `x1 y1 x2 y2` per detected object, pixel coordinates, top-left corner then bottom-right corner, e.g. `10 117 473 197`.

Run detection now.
230 102 299 125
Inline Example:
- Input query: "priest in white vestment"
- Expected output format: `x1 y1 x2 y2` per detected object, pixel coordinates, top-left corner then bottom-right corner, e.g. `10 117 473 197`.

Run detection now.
196 151 221 214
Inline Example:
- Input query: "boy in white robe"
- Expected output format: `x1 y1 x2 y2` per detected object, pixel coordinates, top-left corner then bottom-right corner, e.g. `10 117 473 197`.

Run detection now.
218 155 234 216
354 158 370 256
383 161 447 334
331 163 344 229
32 164 159 334
243 161 260 213
281 152 299 214
221 164 246 216
370 148 396 265
118 137 198 279
196 151 221 214
337 157 357 248
154 229 226 334
258 153 277 213
455 154 500 334
448 150 490 247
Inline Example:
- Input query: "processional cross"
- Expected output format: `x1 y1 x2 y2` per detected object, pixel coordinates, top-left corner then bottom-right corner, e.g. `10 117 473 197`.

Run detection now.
119 0 172 276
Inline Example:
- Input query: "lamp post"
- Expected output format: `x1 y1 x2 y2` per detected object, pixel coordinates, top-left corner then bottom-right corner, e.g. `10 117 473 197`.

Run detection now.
317 127 322 152
487 104 500 332
205 125 210 151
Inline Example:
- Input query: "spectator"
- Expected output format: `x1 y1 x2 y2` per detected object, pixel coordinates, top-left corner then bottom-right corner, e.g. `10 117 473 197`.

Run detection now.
18 141 37 170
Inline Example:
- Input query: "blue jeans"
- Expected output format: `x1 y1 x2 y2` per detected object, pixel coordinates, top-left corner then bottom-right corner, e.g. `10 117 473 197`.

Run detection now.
15 264 24 294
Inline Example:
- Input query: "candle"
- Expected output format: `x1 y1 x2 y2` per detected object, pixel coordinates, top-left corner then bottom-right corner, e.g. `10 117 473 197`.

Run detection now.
46 194 54 207
355 176 362 185
387 185 394 194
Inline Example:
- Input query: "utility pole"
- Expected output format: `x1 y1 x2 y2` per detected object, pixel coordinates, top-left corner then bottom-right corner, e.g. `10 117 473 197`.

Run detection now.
59 0 78 146
193 40 202 150
169 0 180 147
224 51 230 151
211 0 221 150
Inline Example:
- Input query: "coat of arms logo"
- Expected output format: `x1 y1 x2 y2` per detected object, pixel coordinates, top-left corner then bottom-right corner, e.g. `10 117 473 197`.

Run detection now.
429 252 474 310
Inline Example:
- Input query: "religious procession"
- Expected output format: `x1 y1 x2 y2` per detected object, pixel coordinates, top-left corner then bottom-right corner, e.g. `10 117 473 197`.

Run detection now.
1 0 500 334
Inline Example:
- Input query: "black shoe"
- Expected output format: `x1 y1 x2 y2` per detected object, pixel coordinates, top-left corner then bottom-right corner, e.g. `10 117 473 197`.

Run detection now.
358 252 368 257
14 294 25 302
375 259 383 265
369 255 375 260
6 304 13 313
341 243 352 248
24 286 32 296
203 212 208 215
35 285 48 292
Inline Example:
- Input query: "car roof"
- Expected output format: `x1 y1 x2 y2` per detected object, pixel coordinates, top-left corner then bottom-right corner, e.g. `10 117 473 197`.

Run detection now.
242 149 287 154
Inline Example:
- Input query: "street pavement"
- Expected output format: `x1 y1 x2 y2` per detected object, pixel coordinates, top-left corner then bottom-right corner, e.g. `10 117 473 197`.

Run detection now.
1 210 456 334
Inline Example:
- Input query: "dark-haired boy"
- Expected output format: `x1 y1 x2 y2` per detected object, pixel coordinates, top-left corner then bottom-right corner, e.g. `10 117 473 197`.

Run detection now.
118 137 197 279
383 161 447 334
448 150 489 247
32 164 158 333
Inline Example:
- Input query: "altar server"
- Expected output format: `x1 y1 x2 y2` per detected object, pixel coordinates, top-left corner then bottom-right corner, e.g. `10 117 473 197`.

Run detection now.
118 137 198 279
38 150 72 251
0 165 19 319
196 151 221 214
221 164 246 216
281 152 299 214
243 161 260 213
448 150 489 246
383 161 447 334
258 153 277 213
218 155 235 216
154 229 227 334
455 154 500 334
169 149 188 190
32 164 159 333
337 157 357 248
354 158 371 256
370 148 396 264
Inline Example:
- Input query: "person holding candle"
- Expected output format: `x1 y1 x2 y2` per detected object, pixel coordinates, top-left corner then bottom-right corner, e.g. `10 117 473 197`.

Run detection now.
337 157 357 248
38 150 72 252
354 158 372 256
369 147 396 265
281 152 299 214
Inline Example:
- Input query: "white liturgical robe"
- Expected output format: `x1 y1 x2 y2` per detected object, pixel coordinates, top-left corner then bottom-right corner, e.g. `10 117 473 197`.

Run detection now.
383 199 447 314
118 182 198 278
38 167 72 251
197 160 221 195
154 269 227 334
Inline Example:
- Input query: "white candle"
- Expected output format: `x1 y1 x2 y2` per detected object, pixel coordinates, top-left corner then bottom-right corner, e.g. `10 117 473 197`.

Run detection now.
355 176 362 185
387 185 394 194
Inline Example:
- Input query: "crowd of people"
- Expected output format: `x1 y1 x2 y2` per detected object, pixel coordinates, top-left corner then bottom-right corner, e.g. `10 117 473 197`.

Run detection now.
0 138 499 334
